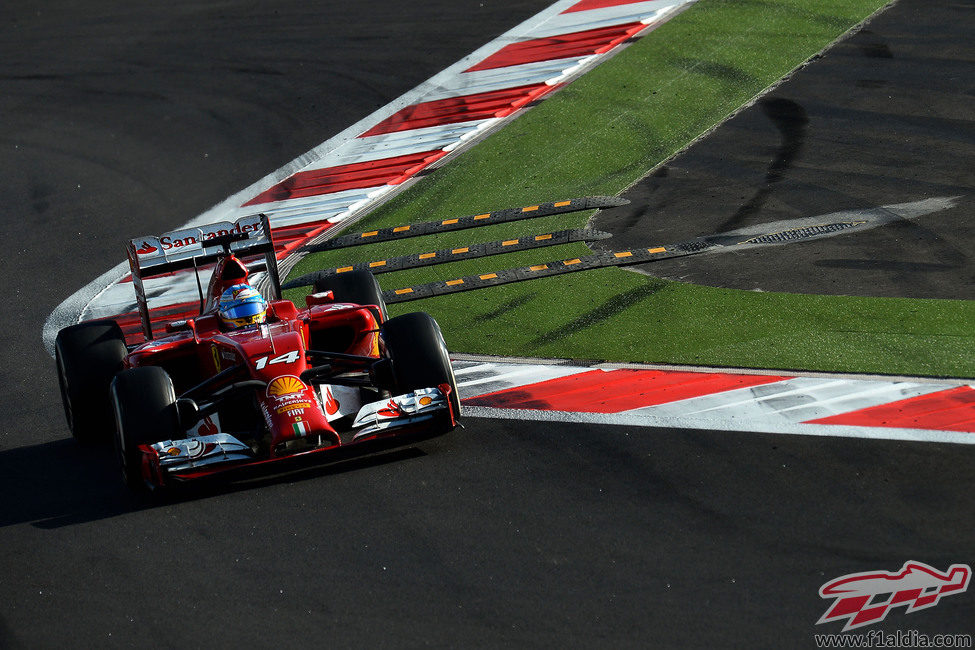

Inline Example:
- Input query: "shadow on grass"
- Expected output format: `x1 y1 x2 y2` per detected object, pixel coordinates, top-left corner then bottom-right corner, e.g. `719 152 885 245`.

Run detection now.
530 280 666 348
671 58 760 87
476 293 536 322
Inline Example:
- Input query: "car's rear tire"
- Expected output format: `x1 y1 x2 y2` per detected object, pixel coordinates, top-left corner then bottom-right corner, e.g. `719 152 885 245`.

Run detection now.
54 320 127 445
314 269 388 321
380 312 461 421
111 366 181 491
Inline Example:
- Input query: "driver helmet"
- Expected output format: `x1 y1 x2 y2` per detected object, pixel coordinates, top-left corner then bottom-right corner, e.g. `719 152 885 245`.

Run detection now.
218 284 268 329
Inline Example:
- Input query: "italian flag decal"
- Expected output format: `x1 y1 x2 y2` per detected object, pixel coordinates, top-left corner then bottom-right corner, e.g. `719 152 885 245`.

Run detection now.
292 420 311 437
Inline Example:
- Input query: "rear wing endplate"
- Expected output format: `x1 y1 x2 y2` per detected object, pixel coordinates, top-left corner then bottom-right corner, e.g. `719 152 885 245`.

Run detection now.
125 213 281 341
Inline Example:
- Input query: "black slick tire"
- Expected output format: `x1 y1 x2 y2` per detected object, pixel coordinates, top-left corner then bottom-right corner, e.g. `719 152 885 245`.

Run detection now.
380 311 461 421
314 269 388 321
54 320 127 445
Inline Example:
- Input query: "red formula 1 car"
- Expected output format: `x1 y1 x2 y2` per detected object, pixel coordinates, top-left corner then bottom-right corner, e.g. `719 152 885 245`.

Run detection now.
54 214 460 491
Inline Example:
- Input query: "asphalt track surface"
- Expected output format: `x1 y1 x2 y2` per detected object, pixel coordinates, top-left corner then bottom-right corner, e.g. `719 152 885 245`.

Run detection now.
593 0 975 300
1 1 972 647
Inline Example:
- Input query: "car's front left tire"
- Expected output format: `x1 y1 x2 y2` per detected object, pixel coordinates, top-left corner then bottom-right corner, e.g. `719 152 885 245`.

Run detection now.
380 311 461 423
111 366 181 491
314 269 388 321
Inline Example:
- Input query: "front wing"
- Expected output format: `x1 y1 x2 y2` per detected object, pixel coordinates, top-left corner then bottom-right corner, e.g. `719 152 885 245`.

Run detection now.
140 386 456 487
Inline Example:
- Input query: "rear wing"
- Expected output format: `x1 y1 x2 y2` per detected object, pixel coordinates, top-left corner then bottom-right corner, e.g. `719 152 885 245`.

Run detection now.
125 213 281 341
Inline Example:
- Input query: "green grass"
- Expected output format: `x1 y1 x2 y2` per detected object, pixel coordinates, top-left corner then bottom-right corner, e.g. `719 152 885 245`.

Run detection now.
286 0 975 379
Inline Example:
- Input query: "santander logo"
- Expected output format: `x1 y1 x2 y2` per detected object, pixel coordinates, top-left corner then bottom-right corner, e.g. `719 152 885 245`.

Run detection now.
136 241 158 255
817 561 971 631
159 221 259 251
131 215 264 258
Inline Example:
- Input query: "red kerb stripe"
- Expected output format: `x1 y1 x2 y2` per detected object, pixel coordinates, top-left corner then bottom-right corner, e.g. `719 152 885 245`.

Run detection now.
808 386 975 432
562 0 652 13
359 84 557 137
465 22 646 72
464 369 789 413
243 150 447 206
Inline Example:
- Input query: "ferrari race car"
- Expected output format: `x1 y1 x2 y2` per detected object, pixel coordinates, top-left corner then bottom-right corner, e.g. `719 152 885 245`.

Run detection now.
54 214 461 491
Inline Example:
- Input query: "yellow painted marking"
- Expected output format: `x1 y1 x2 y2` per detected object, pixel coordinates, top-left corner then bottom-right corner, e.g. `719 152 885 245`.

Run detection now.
452 247 469 254
614 251 633 258
522 205 539 212
554 200 571 207
530 264 548 271
502 239 519 246
419 253 436 260
474 213 490 220
479 273 498 280
442 218 459 225
564 258 582 266
393 226 411 232
446 279 464 286
535 234 552 241
395 288 414 295
648 247 666 254
336 266 354 273
369 260 387 268
361 231 378 238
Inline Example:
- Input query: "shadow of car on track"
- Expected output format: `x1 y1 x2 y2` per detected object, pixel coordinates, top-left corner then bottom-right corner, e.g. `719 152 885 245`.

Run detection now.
0 436 430 530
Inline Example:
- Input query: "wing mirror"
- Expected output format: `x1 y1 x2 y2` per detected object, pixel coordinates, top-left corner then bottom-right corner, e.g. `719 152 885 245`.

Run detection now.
305 291 335 307
175 398 201 428
165 318 199 343
165 318 196 333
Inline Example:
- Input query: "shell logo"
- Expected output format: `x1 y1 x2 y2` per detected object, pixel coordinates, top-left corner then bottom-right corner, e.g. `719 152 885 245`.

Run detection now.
266 375 306 397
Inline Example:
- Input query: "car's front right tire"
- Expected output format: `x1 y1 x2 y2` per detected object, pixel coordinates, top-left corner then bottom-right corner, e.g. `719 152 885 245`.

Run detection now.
55 320 127 445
